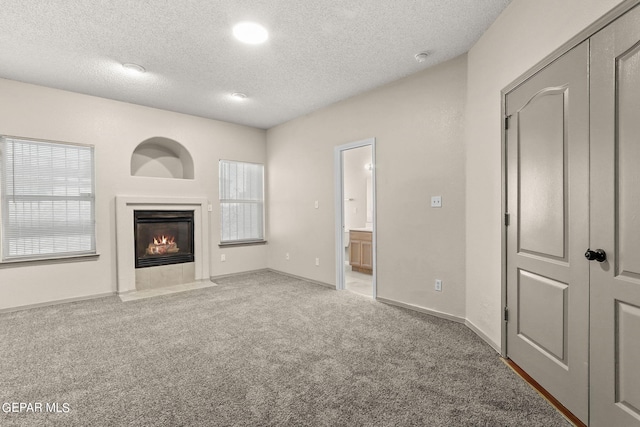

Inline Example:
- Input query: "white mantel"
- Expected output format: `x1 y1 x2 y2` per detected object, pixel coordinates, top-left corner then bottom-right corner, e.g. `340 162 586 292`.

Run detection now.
115 196 210 295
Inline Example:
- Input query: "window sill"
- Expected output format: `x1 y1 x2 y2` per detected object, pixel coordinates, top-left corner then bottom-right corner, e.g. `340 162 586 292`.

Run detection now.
0 253 100 267
218 240 267 248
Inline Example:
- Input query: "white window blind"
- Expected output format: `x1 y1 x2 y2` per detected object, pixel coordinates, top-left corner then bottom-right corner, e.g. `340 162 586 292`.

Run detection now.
1 136 96 261
219 160 264 243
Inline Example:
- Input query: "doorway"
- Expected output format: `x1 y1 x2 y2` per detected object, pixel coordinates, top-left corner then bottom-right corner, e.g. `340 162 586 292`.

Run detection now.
503 3 640 425
504 41 590 423
334 138 376 298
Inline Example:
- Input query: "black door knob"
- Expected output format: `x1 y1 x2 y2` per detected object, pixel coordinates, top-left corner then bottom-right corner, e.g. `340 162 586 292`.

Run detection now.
585 249 607 262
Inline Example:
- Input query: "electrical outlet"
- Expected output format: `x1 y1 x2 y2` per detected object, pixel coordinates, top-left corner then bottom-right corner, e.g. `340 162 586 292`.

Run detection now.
435 279 442 292
314 200 319 209
286 252 290 260
431 196 442 208
315 257 320 266
221 254 226 262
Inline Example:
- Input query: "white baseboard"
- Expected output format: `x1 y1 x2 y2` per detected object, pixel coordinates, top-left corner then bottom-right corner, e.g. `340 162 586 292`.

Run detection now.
465 318 502 354
210 268 335 290
375 296 502 354
266 269 335 289
210 268 270 281
375 297 465 324
0 292 116 314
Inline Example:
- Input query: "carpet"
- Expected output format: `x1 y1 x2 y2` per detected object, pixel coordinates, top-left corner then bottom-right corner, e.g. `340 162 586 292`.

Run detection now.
0 270 571 426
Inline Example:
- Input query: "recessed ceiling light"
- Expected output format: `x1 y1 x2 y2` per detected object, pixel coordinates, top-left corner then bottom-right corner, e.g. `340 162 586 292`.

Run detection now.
231 92 248 100
233 22 268 44
122 63 146 73
414 52 430 63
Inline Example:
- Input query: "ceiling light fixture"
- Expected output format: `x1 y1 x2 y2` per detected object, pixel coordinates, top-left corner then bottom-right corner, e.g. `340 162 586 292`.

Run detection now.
233 21 269 44
122 63 146 73
414 52 430 63
231 92 248 100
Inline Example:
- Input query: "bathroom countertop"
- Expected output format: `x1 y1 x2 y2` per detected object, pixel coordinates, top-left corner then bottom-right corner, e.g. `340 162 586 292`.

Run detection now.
350 227 373 232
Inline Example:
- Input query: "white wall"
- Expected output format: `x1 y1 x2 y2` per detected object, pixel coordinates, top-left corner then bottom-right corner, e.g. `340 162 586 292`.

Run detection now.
465 0 626 347
267 55 467 318
0 78 267 310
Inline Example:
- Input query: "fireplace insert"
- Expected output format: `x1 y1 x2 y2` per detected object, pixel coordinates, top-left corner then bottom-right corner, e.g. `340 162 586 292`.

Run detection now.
134 210 195 268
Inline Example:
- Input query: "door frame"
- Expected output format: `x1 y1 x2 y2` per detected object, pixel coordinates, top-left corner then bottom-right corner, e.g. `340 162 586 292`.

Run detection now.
334 138 377 298
500 0 640 357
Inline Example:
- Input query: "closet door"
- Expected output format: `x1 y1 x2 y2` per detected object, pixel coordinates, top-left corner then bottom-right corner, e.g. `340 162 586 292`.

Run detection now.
505 41 590 423
590 4 640 425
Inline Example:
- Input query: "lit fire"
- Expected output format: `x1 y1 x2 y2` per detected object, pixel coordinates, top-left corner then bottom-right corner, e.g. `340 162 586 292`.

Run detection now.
153 235 175 245
146 235 179 256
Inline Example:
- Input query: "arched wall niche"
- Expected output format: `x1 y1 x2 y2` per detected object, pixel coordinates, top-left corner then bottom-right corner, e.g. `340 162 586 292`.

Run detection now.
131 137 195 179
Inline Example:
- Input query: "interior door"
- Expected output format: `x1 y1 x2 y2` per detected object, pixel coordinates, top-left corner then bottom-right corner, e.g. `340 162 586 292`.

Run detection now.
590 4 640 425
505 41 590 423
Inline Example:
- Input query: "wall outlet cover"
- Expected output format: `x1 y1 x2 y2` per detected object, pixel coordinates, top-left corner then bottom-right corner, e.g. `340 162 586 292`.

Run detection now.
431 196 442 208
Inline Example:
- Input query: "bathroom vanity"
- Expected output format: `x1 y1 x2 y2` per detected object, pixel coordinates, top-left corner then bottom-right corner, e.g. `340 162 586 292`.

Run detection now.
349 229 372 274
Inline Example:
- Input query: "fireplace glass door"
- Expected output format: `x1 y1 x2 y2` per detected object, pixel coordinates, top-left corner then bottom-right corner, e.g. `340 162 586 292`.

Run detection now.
134 210 195 268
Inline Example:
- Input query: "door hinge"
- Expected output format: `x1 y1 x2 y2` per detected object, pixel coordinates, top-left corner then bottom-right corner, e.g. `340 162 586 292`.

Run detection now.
504 115 511 130
504 307 509 322
504 213 510 226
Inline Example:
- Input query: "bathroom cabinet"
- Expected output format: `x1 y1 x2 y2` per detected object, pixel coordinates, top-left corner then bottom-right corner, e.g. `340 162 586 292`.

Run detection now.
349 230 372 274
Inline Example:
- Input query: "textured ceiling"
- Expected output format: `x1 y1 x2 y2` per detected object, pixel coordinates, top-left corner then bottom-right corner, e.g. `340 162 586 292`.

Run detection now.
0 1 512 129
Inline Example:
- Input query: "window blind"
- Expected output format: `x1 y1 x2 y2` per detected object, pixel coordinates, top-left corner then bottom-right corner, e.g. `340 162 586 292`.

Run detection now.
1 136 96 260
219 160 264 243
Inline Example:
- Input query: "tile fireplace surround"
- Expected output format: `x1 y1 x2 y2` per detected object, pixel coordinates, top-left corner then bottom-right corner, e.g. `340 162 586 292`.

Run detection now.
115 196 210 295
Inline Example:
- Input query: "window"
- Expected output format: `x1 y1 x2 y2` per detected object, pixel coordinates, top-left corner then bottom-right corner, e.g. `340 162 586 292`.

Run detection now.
219 160 264 244
0 136 96 261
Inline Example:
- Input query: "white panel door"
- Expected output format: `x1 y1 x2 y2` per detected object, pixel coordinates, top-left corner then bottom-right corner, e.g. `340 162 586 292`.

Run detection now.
590 4 640 425
505 41 590 423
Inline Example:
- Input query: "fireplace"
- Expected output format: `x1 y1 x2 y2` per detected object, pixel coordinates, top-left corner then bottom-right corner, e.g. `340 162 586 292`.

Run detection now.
134 210 195 268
